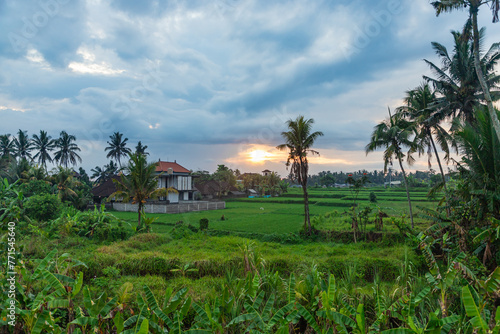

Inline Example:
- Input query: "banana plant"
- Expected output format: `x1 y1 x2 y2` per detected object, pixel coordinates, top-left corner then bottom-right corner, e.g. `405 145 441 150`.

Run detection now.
227 291 298 333
136 284 192 334
460 267 500 333
70 287 117 333
420 235 469 317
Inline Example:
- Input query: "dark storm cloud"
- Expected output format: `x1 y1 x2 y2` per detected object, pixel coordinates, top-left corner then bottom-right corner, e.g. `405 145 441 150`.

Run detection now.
1 0 498 173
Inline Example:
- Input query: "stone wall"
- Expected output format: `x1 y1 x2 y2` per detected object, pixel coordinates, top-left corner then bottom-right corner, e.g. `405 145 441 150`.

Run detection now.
112 201 225 214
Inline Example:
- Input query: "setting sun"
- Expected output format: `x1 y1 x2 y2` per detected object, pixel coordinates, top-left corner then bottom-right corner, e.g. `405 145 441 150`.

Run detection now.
248 149 273 163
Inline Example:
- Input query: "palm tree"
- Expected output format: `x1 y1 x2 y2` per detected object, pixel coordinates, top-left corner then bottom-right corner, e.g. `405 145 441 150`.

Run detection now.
454 106 500 219
105 132 131 167
276 116 324 235
14 129 32 161
54 131 82 168
90 166 108 185
431 0 500 142
135 141 149 156
50 166 81 202
0 134 16 161
423 24 500 127
32 130 56 169
104 160 119 175
396 84 452 196
366 108 417 228
109 153 177 229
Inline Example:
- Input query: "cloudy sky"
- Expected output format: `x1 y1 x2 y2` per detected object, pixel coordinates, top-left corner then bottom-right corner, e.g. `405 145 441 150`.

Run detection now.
1 0 499 176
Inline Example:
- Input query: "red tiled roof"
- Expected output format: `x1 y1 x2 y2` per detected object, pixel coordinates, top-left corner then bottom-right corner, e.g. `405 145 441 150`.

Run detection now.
155 161 190 173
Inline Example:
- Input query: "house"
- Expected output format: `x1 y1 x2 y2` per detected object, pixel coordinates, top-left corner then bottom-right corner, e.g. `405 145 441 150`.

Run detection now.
91 175 120 203
262 169 272 176
156 161 196 203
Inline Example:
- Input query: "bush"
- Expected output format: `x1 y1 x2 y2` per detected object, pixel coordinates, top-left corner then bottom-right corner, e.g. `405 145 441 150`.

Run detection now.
199 218 209 230
20 180 52 197
369 191 377 203
24 194 62 221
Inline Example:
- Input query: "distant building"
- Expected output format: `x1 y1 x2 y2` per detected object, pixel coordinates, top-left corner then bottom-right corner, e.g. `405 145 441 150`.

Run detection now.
91 175 120 203
156 161 196 203
262 169 272 176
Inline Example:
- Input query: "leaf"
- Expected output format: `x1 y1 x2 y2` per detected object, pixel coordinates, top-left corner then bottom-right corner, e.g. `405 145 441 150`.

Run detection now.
268 303 294 327
72 272 84 297
381 329 415 334
32 249 57 280
227 313 257 326
462 286 488 331
114 311 124 333
297 304 320 332
356 304 366 333
137 319 149 334
31 310 51 334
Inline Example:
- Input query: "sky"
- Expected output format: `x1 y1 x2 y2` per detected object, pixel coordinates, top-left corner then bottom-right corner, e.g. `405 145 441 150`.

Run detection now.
1 0 499 177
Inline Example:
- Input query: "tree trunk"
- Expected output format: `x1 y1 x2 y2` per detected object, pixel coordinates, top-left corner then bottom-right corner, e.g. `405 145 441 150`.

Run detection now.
398 156 414 229
471 9 500 143
429 131 451 216
302 184 311 235
137 206 142 230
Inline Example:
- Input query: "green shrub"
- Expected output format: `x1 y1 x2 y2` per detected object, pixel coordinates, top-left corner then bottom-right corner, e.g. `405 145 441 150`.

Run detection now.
20 179 52 197
199 218 209 230
24 193 62 221
369 191 377 203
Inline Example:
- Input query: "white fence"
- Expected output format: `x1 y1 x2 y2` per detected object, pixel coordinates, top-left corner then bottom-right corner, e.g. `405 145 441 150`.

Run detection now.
112 201 225 214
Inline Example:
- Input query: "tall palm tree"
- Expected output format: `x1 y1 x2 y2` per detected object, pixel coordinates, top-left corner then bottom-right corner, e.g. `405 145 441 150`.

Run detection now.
54 131 82 168
431 0 500 141
32 130 56 169
14 129 32 161
0 134 16 161
424 24 500 128
366 108 417 228
276 116 324 235
105 132 131 167
396 83 452 195
109 153 177 229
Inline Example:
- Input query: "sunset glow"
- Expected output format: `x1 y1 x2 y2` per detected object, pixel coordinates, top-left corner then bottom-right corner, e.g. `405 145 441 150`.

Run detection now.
248 149 274 163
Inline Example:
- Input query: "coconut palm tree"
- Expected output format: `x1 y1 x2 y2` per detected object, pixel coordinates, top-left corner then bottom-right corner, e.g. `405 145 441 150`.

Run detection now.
54 131 82 168
0 134 16 161
277 116 324 235
104 160 119 175
90 166 108 186
396 83 452 196
454 106 500 219
14 129 32 161
50 166 81 202
431 0 500 141
135 141 149 156
32 130 56 169
423 24 500 128
105 132 131 167
109 153 177 229
366 108 417 228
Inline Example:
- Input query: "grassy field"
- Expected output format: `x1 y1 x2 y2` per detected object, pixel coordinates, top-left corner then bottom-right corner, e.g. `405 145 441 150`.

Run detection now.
111 186 438 234
19 186 439 305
